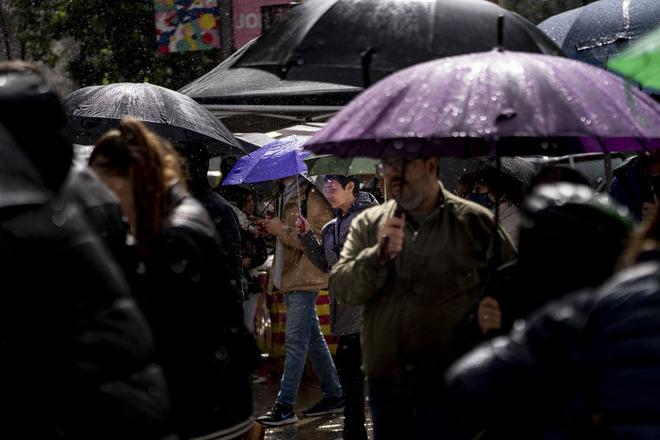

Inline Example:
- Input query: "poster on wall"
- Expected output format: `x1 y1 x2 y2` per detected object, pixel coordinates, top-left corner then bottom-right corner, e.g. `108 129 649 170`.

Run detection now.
155 0 221 53
233 0 295 49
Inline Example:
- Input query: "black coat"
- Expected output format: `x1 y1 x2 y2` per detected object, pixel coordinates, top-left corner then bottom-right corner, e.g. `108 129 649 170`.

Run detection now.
446 260 660 439
0 130 171 439
139 185 256 439
191 184 245 302
64 167 143 289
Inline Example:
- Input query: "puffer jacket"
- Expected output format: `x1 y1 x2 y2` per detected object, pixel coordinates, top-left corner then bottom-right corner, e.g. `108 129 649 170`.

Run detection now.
139 184 257 440
300 191 378 335
445 259 660 439
0 127 171 439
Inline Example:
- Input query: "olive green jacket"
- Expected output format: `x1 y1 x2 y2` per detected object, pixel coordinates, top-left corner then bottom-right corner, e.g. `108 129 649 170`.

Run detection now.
330 187 516 382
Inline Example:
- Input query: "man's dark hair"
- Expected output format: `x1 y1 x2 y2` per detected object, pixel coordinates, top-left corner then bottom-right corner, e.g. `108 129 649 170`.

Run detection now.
324 174 360 196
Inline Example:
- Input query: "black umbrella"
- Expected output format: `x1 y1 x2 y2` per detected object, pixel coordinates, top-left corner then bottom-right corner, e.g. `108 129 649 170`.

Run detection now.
234 132 276 153
231 0 562 88
179 38 361 133
179 38 361 108
438 157 535 194
538 0 660 67
481 157 536 186
63 82 245 156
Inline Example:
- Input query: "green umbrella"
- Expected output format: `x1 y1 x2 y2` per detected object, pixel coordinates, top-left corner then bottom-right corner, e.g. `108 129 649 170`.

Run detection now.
607 26 660 91
304 154 379 176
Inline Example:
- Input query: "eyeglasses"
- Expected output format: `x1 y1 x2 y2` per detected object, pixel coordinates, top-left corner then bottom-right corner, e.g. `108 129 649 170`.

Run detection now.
376 158 414 177
376 159 402 177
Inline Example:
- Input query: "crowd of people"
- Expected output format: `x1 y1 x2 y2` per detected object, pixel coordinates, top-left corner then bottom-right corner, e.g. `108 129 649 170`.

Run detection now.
4 56 660 440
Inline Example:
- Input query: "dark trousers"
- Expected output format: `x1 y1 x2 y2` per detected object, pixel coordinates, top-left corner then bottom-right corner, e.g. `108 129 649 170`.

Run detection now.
369 376 446 440
335 334 367 440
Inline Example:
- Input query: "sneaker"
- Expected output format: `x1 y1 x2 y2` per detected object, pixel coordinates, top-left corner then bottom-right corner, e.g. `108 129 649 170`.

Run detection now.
257 403 298 426
302 396 345 417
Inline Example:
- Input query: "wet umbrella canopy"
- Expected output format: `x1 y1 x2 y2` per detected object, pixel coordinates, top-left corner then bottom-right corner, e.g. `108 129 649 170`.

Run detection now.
232 0 562 88
479 157 536 185
306 50 660 158
538 0 660 66
63 82 245 156
304 155 379 176
179 38 361 108
222 135 310 185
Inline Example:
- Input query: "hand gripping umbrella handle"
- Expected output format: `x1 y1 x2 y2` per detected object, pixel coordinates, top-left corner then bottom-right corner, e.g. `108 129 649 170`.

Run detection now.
379 205 405 262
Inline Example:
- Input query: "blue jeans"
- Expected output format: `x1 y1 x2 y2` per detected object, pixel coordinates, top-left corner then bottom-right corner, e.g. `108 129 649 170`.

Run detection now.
276 290 342 407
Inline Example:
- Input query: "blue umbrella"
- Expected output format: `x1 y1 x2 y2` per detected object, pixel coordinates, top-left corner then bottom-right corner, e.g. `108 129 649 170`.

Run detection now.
538 0 660 66
222 135 310 212
222 135 310 185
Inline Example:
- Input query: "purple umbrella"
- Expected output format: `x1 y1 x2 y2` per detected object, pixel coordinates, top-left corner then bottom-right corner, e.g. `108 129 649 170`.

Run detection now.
305 50 660 158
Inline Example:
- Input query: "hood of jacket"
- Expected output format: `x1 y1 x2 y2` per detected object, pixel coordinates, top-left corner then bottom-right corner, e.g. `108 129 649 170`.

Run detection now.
0 124 50 210
0 69 73 193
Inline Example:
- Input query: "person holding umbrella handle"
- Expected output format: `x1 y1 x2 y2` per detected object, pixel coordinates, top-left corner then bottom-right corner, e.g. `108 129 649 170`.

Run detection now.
329 155 516 439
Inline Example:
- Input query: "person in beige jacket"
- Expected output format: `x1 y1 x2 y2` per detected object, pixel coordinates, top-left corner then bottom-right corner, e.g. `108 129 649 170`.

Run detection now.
256 175 344 426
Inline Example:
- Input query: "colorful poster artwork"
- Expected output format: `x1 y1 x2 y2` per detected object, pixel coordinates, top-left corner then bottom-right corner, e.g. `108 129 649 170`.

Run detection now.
233 0 291 49
155 0 221 53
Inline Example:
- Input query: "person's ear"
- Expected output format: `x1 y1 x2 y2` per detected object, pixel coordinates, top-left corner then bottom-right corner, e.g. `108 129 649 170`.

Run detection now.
346 181 355 194
426 158 438 176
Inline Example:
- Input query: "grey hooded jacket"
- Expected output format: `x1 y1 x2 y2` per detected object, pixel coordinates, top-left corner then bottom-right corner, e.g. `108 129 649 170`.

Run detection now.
300 191 378 336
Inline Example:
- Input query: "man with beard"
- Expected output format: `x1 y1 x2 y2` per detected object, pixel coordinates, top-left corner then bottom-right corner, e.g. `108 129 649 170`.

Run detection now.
330 157 516 440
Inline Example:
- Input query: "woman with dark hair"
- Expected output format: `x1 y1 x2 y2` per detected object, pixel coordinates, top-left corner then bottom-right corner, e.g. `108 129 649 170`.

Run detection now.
90 118 254 440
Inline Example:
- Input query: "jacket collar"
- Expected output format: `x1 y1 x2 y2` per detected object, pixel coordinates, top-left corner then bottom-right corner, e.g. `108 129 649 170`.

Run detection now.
334 191 378 219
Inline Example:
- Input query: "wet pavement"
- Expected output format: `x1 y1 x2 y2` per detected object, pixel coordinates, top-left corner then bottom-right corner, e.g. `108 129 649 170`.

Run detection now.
251 365 374 440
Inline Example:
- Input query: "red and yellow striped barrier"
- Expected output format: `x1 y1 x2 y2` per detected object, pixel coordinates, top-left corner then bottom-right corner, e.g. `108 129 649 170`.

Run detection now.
269 289 338 358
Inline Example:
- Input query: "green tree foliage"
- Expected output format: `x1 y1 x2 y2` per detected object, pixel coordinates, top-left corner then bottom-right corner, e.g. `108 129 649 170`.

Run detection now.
11 0 223 89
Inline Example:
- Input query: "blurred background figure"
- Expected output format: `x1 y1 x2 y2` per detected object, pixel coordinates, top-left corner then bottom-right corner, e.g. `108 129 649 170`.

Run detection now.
182 141 245 305
444 184 660 440
610 151 660 223
0 62 172 439
458 158 534 249
363 175 385 203
89 118 256 440
527 164 592 190
473 183 633 341
223 186 268 335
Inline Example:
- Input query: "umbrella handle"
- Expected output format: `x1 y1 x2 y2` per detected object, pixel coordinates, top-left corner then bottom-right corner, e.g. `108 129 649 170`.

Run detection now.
295 175 302 216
